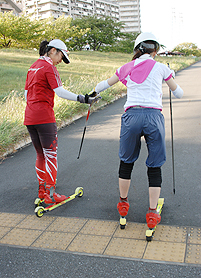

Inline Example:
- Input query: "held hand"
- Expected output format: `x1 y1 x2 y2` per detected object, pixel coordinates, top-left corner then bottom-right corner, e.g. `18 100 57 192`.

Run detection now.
86 91 102 104
77 91 101 105
88 90 98 98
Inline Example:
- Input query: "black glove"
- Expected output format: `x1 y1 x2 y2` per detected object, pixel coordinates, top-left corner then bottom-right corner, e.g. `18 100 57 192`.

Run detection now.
77 91 101 104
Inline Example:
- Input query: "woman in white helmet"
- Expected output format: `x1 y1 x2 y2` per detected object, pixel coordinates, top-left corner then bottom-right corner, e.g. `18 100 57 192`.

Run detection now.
91 32 183 229
24 39 97 204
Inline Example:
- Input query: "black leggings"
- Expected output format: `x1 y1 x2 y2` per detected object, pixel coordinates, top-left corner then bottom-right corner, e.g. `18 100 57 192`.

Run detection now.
27 123 58 186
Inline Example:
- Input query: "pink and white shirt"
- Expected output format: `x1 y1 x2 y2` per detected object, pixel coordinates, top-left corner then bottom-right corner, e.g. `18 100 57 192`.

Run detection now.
115 54 172 111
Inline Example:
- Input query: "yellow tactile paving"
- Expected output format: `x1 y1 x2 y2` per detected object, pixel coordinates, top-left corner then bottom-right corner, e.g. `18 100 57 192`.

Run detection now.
0 228 43 247
104 238 146 258
32 231 76 250
0 227 11 239
0 212 201 266
16 215 55 230
114 222 147 240
154 225 187 243
80 219 118 236
46 217 87 233
185 244 201 265
0 213 26 227
187 227 201 244
144 241 186 263
68 234 111 254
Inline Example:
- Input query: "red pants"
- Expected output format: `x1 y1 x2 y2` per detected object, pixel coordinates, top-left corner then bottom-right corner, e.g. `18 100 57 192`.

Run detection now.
27 123 58 187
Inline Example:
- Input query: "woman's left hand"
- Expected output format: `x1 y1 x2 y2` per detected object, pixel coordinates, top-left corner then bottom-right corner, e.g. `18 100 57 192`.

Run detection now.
77 92 101 104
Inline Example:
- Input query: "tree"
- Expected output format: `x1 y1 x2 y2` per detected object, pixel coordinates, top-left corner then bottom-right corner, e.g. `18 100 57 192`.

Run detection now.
12 14 44 48
70 17 90 50
173 42 201 56
71 15 124 51
42 15 89 50
0 12 16 47
0 12 44 48
105 32 140 53
43 15 72 42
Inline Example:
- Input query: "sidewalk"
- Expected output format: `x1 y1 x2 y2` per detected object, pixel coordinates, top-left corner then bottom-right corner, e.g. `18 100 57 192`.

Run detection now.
1 61 201 277
0 212 201 266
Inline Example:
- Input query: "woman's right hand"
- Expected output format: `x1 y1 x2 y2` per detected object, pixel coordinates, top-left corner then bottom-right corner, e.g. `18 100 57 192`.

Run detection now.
77 92 101 104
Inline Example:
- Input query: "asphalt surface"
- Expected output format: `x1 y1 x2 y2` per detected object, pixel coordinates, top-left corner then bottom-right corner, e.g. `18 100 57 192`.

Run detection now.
0 245 200 278
0 61 201 277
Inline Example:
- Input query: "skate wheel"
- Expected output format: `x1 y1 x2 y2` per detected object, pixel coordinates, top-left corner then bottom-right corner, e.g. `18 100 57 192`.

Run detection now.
34 198 43 208
35 206 45 218
120 217 126 229
146 236 152 242
75 187 84 197
146 229 153 242
34 198 41 205
120 224 126 229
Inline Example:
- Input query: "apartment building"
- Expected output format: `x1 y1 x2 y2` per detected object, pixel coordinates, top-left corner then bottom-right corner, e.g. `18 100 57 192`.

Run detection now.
0 0 22 14
12 0 140 33
18 0 119 21
70 0 120 20
116 0 140 33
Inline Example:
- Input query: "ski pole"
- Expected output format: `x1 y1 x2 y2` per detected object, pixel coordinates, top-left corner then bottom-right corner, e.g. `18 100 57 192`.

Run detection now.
77 103 92 159
167 63 176 194
77 92 101 159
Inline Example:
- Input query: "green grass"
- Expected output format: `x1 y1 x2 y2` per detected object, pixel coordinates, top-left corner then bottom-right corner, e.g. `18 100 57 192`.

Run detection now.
0 49 131 101
0 48 200 158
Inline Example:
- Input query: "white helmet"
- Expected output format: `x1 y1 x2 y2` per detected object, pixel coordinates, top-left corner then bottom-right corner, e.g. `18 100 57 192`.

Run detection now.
134 32 160 52
48 39 70 64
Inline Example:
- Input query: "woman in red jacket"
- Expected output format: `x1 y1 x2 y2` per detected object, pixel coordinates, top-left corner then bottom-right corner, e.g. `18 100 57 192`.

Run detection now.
24 39 95 204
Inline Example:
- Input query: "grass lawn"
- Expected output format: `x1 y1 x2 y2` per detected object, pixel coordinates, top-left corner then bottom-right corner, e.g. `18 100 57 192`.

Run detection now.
0 49 131 101
0 48 200 158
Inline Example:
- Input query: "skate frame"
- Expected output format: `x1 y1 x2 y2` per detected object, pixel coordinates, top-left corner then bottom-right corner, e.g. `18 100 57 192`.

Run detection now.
34 187 84 217
145 198 164 241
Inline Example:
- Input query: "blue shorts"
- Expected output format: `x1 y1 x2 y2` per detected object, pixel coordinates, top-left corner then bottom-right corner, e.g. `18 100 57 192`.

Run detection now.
119 108 166 167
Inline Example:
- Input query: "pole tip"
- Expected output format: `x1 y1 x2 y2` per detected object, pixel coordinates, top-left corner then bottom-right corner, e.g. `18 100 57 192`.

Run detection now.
173 189 175 194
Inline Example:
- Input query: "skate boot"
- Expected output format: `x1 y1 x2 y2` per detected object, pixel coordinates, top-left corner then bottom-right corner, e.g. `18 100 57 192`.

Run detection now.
146 208 161 229
117 197 130 229
44 185 67 204
38 184 46 199
117 197 130 216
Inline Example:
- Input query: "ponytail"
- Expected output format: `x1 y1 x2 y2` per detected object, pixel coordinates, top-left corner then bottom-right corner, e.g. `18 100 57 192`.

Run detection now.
39 40 49 56
132 49 143 60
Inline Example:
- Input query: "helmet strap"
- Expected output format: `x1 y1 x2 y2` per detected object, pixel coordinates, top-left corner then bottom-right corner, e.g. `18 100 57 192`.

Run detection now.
138 42 158 54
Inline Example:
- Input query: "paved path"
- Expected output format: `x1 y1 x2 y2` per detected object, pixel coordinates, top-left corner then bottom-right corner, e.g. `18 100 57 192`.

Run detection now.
0 61 201 277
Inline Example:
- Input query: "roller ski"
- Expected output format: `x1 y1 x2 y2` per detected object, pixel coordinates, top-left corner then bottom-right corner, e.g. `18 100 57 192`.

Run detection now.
117 197 130 229
34 186 84 218
146 198 164 241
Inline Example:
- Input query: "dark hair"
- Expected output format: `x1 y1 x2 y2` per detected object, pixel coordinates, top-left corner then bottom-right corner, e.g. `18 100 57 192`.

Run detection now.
132 49 142 60
39 40 49 56
39 40 62 57
132 40 159 60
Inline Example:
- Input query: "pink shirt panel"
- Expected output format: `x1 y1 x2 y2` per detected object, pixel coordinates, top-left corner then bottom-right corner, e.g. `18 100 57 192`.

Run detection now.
116 60 157 85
